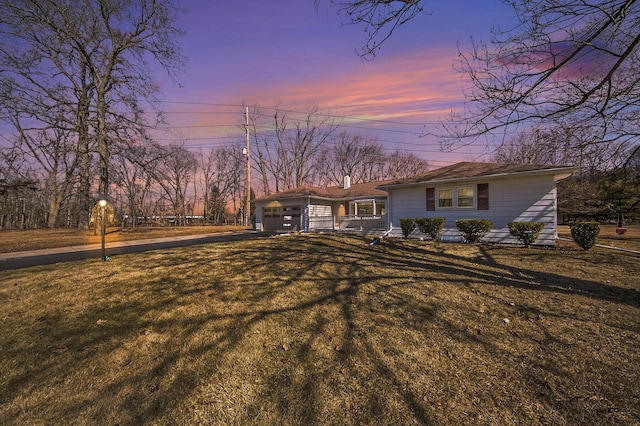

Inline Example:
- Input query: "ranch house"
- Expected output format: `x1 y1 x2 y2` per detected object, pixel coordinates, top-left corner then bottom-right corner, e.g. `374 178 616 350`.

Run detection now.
253 162 577 246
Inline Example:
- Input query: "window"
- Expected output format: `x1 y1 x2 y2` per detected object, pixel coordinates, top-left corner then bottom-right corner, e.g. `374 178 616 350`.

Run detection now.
434 186 476 209
457 187 474 208
428 184 488 211
357 201 374 215
349 199 383 216
438 189 453 208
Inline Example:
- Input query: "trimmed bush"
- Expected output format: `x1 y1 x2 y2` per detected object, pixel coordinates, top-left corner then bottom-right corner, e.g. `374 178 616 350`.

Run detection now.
508 222 545 248
570 222 600 250
415 217 446 240
399 218 415 238
455 219 493 243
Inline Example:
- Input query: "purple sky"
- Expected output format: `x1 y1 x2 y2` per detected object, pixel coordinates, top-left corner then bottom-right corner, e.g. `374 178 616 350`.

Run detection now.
155 0 517 167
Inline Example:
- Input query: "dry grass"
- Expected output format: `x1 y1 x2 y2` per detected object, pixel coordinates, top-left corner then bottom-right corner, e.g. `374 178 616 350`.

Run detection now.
557 224 640 252
0 225 248 253
0 233 639 425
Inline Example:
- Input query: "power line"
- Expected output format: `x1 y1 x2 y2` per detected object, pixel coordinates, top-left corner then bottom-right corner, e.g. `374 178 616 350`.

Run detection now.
144 100 489 161
155 100 448 126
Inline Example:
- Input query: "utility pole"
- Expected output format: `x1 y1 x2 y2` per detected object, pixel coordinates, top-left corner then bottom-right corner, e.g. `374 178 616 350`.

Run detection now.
243 106 251 228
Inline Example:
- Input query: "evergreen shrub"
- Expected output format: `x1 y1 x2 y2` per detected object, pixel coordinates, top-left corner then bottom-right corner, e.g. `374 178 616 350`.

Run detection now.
508 222 545 247
399 218 415 238
414 217 446 240
455 219 493 243
570 222 600 250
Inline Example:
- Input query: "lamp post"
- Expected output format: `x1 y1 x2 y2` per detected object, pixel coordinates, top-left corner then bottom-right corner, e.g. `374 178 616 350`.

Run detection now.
97 195 108 261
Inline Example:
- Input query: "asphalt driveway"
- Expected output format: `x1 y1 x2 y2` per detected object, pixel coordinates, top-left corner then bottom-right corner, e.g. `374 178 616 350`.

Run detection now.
0 231 274 271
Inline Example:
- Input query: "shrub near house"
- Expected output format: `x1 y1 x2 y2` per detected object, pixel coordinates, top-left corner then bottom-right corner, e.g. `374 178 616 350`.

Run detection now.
508 222 545 247
456 219 493 243
570 222 601 250
414 217 446 240
400 218 415 238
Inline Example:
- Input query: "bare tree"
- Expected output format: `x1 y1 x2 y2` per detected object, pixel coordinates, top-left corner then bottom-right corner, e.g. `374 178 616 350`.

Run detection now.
273 106 339 190
198 149 215 224
445 0 640 159
246 105 273 196
111 142 157 228
317 0 425 58
491 125 622 168
315 131 430 186
198 146 244 224
8 121 80 228
382 148 429 179
226 147 247 223
148 143 197 226
315 131 385 186
0 0 184 228
326 0 640 163
0 146 41 229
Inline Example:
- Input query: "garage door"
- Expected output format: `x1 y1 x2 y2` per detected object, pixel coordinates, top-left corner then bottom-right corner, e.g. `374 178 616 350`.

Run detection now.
262 206 302 231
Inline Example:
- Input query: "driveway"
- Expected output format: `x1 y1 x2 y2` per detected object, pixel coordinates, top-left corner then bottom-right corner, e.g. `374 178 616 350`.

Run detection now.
0 231 275 271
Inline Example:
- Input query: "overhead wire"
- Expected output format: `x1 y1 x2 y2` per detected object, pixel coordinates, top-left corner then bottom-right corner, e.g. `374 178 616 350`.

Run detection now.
145 100 486 165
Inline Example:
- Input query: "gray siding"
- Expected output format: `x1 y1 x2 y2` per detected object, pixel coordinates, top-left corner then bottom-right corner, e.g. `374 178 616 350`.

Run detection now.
309 204 332 216
388 174 559 245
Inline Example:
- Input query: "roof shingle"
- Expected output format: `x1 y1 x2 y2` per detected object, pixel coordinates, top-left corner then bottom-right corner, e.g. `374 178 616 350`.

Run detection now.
253 162 576 202
253 180 390 202
377 162 575 188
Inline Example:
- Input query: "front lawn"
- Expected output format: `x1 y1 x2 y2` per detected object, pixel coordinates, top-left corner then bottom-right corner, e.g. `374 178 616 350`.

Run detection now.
1 234 638 424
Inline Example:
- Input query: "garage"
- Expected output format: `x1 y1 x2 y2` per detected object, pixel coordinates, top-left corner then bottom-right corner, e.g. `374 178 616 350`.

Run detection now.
262 205 302 231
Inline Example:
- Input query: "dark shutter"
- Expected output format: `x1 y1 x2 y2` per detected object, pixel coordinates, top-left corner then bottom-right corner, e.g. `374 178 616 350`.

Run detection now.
477 183 489 210
426 187 436 211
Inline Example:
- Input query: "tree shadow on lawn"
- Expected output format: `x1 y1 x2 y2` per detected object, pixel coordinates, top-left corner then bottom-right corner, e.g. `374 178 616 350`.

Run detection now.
187 236 639 423
380 238 640 309
2 234 638 424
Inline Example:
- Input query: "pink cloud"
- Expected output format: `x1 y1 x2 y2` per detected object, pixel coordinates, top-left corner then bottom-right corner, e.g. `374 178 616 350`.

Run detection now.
240 49 467 124
157 47 474 161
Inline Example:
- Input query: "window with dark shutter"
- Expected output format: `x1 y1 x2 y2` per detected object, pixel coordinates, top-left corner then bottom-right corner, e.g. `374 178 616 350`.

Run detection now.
477 183 489 210
426 187 436 211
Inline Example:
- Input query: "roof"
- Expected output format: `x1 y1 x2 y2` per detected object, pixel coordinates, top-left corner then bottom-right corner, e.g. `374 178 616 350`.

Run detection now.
253 180 391 203
377 162 577 189
253 162 577 203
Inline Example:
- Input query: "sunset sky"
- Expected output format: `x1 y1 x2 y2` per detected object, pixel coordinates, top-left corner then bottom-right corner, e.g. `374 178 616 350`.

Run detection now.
156 0 517 167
